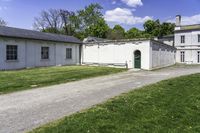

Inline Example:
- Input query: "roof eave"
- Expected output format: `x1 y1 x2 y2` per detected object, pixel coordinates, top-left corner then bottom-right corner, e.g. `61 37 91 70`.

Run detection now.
0 35 83 44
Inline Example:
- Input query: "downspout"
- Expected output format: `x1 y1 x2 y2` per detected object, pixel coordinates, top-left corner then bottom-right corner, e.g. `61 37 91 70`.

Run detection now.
80 43 83 65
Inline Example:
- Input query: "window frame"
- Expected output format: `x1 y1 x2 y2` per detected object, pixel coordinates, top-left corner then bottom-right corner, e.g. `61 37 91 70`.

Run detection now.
181 35 185 44
6 45 18 61
198 51 200 63
66 48 72 59
41 47 49 60
198 34 200 43
180 51 185 63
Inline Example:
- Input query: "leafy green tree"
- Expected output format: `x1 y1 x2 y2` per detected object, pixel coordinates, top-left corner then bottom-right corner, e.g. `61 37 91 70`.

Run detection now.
126 28 142 39
78 3 103 31
144 20 175 37
33 3 175 40
160 22 175 36
143 19 160 37
42 27 60 34
107 25 125 40
86 18 109 38
140 32 152 38
74 31 86 41
74 3 105 39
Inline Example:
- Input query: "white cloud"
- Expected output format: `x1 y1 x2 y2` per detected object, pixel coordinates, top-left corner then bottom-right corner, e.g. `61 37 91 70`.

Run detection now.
121 0 143 7
112 1 116 4
167 14 200 25
104 7 152 25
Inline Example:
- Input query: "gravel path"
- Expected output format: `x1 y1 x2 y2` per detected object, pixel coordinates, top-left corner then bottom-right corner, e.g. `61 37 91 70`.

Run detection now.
0 65 200 133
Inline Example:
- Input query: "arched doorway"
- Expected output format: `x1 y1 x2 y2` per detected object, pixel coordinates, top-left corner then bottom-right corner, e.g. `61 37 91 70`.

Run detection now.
134 50 141 69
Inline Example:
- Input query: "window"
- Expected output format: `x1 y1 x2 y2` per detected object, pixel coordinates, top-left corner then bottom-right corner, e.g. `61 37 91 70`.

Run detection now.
198 34 200 43
66 48 72 59
198 51 200 63
180 51 185 62
181 35 185 43
6 45 18 60
41 47 49 59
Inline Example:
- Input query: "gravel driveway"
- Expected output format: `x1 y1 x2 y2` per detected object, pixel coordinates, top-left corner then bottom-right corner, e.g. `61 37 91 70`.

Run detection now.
0 65 200 133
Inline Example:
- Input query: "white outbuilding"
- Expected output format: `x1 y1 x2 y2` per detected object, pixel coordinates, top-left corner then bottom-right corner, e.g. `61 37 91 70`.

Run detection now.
82 37 176 70
0 26 178 71
0 26 82 70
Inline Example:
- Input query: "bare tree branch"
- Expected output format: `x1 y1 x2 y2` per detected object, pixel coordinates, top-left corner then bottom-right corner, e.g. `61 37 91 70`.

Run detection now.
0 18 7 26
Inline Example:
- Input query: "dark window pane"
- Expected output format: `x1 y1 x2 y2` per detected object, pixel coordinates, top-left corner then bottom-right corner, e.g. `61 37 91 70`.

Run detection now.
6 45 18 60
181 51 185 62
66 48 72 59
198 35 200 42
41 47 49 59
181 36 185 43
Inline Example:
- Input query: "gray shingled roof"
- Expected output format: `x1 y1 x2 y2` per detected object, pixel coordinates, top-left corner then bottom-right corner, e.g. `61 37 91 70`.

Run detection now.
0 26 82 44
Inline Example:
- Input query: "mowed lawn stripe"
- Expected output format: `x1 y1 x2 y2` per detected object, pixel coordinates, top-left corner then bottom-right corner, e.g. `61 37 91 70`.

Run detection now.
30 73 200 133
0 66 126 94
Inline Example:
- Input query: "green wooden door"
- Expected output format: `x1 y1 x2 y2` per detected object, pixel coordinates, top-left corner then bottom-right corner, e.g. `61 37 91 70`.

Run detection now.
134 50 141 69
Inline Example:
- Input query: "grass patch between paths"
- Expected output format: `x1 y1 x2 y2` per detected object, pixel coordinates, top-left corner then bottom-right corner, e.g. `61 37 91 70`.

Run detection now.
30 73 200 133
0 66 126 94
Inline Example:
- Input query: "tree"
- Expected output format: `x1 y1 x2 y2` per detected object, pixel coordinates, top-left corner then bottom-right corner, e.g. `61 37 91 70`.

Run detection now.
86 18 109 39
60 10 79 35
107 25 125 40
160 22 175 36
143 19 160 37
78 3 103 31
143 20 175 37
75 3 105 39
0 18 7 26
33 9 63 33
33 3 106 40
126 27 142 39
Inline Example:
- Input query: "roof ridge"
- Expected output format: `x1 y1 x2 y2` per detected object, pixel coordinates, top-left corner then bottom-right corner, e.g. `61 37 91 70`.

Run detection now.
0 26 82 44
0 26 75 38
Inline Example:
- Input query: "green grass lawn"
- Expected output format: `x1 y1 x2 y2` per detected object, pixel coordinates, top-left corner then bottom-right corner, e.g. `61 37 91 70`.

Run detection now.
0 66 126 94
30 73 200 133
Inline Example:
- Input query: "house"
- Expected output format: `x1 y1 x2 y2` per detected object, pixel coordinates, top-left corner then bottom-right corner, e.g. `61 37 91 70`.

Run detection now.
175 15 200 64
82 37 176 70
0 26 82 70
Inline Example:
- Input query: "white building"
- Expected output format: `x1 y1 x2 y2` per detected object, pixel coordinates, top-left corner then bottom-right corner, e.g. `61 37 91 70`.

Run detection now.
0 26 82 70
2 14 199 71
175 15 200 64
82 38 176 70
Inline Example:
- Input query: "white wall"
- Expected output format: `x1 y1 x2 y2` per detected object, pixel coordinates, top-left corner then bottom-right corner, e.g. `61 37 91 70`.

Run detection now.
83 40 176 70
0 37 80 70
175 30 200 64
0 38 26 70
83 41 151 70
151 41 176 69
176 49 200 64
175 31 200 46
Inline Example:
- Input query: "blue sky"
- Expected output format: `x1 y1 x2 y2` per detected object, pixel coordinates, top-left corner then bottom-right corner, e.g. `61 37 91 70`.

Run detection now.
0 0 200 30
